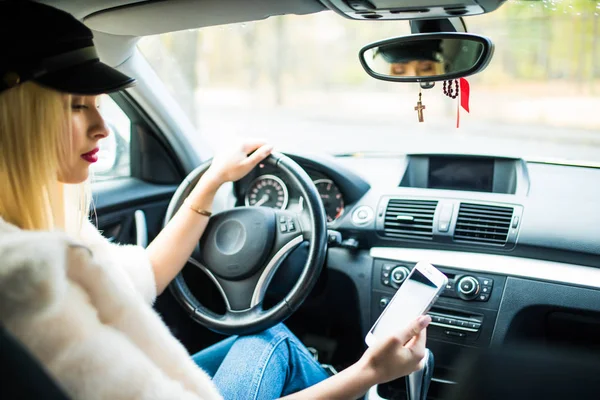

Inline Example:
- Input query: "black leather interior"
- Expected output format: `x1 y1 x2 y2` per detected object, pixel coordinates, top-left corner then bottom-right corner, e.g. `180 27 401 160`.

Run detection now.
0 324 70 400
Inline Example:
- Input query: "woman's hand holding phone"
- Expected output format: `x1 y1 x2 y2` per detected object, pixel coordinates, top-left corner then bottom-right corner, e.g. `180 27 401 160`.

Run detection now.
280 315 431 400
359 315 431 384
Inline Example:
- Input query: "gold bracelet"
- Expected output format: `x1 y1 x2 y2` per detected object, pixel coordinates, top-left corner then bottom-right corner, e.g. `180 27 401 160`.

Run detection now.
184 198 212 217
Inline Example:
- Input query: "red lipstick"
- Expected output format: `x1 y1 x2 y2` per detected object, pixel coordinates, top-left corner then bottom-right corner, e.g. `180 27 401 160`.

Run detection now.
81 148 99 163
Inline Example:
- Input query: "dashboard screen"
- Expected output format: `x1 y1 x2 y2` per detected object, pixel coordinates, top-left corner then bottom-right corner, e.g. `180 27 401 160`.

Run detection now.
428 157 494 192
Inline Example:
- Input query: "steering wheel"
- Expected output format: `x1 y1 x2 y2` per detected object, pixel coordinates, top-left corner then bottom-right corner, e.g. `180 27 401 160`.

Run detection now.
165 152 328 336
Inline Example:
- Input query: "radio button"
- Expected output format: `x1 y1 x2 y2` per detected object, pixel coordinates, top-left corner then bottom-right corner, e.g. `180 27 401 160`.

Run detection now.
445 330 466 338
382 263 394 272
391 266 410 285
478 293 490 302
459 277 477 294
379 298 389 309
457 276 480 300
481 278 494 287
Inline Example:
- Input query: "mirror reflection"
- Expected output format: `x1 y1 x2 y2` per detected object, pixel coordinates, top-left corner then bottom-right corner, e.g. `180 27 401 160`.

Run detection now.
363 38 485 79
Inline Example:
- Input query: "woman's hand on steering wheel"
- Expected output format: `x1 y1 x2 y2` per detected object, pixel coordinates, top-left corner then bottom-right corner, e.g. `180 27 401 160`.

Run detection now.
167 147 328 335
200 139 274 191
149 139 273 295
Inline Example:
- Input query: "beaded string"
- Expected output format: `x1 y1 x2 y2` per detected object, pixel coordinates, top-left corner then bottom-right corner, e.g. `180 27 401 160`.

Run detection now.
443 79 460 99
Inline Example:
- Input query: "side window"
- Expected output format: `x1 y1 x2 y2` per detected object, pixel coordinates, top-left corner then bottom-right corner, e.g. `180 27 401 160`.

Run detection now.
93 95 132 181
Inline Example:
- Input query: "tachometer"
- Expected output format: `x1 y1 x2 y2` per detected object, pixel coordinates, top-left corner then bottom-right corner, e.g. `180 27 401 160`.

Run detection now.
314 179 344 222
245 175 289 209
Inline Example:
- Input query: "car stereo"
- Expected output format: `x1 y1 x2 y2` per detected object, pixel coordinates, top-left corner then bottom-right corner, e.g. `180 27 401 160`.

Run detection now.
371 257 506 400
380 263 495 302
372 258 504 349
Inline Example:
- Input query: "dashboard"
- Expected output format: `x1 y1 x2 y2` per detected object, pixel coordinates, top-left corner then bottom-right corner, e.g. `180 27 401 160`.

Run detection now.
234 152 600 262
232 152 600 400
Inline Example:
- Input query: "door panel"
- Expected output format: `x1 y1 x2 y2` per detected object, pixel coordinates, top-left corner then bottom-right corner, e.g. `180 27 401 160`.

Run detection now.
92 178 177 245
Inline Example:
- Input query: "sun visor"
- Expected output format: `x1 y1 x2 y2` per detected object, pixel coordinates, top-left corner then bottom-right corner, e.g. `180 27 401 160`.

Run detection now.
85 0 325 36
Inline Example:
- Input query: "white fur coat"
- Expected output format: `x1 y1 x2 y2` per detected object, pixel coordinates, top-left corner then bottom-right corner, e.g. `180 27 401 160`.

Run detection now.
0 218 223 400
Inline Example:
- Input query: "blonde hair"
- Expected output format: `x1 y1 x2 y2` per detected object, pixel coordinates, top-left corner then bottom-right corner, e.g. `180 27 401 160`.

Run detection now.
0 82 90 235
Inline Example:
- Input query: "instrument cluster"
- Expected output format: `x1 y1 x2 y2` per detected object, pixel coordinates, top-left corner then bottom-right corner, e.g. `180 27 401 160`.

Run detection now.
241 168 345 223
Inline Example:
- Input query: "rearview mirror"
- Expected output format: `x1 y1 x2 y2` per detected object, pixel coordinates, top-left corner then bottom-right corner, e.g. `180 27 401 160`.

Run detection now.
359 33 494 83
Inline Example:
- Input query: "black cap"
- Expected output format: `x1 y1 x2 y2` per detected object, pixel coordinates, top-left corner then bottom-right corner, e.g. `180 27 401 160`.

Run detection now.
0 1 136 95
377 40 442 64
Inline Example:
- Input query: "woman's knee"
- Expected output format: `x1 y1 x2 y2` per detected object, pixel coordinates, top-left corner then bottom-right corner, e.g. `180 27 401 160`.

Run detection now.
255 323 294 341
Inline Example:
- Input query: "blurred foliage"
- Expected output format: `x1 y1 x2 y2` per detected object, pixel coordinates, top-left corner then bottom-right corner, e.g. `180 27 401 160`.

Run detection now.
474 0 600 83
138 0 600 125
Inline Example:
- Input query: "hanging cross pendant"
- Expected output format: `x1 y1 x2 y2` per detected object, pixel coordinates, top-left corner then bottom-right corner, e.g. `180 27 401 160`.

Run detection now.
415 91 425 123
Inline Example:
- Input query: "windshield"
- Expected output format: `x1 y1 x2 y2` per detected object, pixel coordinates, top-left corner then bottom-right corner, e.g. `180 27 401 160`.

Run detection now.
138 1 600 162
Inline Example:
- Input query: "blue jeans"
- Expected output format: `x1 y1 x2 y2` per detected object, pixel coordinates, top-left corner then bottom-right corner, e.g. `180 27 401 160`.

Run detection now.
192 324 329 399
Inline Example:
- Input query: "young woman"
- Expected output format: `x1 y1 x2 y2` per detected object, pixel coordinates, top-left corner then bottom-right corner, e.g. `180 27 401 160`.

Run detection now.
0 2 431 399
375 41 446 77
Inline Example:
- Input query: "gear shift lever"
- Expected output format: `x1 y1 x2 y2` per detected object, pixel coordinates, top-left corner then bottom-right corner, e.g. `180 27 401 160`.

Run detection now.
405 349 434 400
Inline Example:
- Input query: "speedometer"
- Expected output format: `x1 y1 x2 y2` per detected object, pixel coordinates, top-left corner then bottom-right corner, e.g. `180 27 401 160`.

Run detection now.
314 179 344 222
245 175 289 210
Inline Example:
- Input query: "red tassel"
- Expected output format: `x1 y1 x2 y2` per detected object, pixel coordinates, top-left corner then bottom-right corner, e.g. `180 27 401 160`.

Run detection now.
459 78 470 113
456 78 470 128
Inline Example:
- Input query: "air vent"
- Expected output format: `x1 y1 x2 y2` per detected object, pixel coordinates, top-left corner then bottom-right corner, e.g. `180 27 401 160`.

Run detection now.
454 203 514 245
384 199 438 240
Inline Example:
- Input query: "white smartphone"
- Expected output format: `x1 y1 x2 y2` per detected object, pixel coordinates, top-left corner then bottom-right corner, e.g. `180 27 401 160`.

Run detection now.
365 261 448 347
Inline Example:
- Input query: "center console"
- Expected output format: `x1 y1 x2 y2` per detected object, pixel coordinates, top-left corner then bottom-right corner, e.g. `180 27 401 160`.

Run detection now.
370 258 506 400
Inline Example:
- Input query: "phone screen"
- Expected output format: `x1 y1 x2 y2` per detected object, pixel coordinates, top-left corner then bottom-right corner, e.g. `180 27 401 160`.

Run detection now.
370 267 440 341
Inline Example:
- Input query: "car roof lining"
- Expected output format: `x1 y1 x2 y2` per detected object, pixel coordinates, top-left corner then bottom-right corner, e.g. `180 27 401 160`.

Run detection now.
37 0 326 69
38 0 149 20
77 0 324 37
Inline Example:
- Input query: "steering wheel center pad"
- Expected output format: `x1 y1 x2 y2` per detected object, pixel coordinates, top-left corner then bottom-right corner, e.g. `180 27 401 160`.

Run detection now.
200 207 276 280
